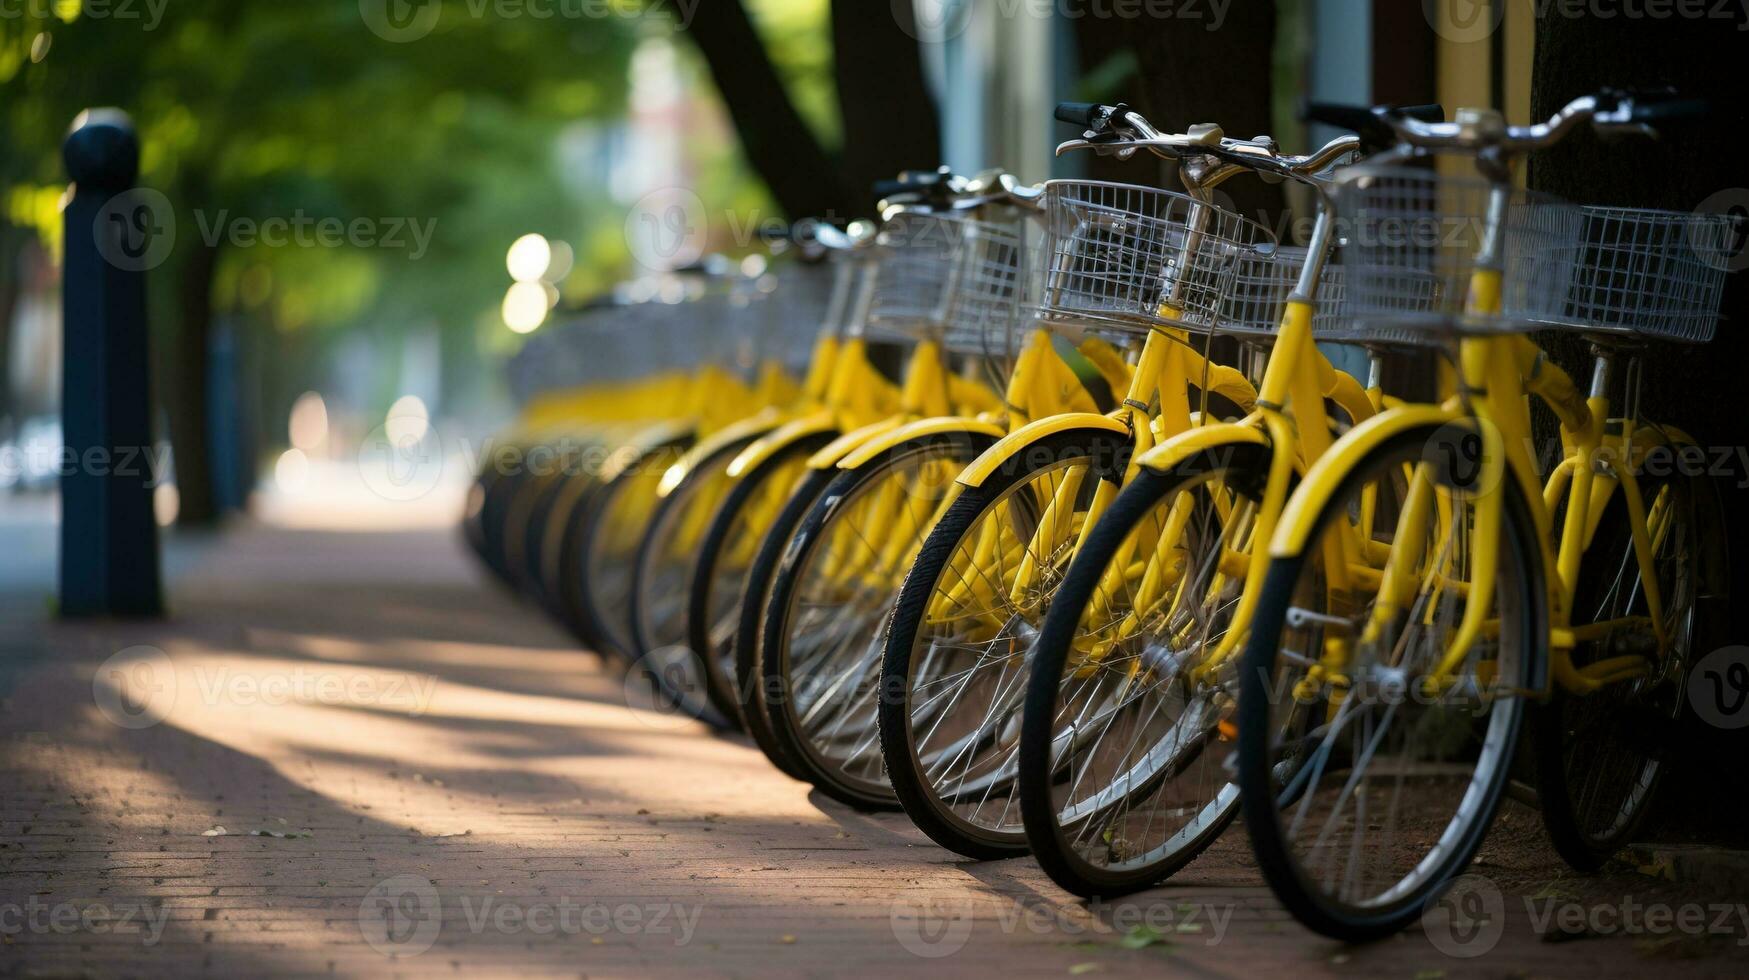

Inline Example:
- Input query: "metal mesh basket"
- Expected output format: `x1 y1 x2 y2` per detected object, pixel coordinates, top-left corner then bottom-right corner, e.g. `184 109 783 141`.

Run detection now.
1532 206 1737 343
940 213 1030 356
1334 166 1582 337
1036 179 1276 336
746 255 838 369
1217 245 1351 341
866 210 1027 353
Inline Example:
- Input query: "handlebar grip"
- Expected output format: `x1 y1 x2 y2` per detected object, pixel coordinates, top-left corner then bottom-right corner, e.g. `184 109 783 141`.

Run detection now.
1055 102 1104 127
1630 97 1709 124
1398 104 1446 124
1302 101 1394 150
871 179 914 200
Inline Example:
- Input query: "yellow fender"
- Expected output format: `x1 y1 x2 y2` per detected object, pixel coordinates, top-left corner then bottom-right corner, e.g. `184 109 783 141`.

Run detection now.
656 410 786 497
955 413 1130 489
599 419 696 484
838 416 1007 470
1133 420 1270 475
726 411 838 479
807 417 907 470
1265 404 1515 559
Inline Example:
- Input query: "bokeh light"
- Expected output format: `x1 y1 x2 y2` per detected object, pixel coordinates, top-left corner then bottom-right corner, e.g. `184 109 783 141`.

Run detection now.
288 391 329 452
502 281 549 333
385 395 431 444
506 234 552 283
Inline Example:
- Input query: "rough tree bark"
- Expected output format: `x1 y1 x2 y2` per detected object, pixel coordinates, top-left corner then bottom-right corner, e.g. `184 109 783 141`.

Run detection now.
677 0 851 218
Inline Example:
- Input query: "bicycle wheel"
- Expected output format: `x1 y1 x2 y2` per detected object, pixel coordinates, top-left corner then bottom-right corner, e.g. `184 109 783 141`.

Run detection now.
881 428 1133 859
1532 463 1706 869
687 431 838 731
731 464 841 780
1015 443 1272 893
629 432 766 730
474 448 534 589
1237 423 1537 941
535 467 603 629
761 429 999 808
574 435 692 664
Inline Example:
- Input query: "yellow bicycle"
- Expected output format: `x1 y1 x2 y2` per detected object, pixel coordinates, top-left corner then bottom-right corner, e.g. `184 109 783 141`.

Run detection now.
1235 91 1734 940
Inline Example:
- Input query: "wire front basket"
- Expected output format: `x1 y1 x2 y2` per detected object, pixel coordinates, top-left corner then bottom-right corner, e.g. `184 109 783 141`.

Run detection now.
1534 206 1737 343
1218 245 1350 341
1037 180 1276 337
1334 166 1581 338
866 210 1028 354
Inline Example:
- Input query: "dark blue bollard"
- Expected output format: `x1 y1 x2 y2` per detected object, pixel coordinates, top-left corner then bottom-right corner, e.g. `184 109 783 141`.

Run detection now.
60 108 164 618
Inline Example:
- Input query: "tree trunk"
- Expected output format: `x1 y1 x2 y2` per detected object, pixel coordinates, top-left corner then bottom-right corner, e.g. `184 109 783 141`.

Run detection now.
1529 15 1748 840
829 0 942 212
167 234 220 527
1127 1 1283 220
678 0 851 219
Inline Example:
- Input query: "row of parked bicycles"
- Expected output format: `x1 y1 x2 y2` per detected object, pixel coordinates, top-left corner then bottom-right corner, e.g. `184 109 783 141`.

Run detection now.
465 88 1737 940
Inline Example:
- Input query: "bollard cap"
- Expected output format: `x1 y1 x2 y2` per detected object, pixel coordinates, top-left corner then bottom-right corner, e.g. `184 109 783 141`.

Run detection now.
65 108 139 190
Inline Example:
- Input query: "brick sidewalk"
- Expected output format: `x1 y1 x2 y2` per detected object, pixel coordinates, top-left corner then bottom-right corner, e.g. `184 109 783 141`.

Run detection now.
3 509 1747 978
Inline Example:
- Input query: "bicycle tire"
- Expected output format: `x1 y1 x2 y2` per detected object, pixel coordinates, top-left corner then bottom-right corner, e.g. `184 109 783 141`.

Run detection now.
883 427 1133 859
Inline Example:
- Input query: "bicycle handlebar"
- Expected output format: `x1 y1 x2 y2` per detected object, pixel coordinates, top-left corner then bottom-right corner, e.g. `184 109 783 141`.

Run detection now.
1358 88 1706 156
1052 100 1361 188
1304 102 1444 152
